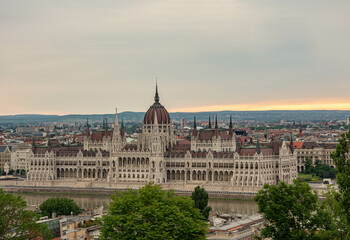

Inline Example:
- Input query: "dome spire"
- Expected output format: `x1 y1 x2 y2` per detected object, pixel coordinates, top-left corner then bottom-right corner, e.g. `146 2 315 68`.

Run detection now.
154 78 160 103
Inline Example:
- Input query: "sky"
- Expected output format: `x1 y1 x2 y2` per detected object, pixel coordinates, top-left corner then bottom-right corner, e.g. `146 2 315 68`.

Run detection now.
0 0 350 115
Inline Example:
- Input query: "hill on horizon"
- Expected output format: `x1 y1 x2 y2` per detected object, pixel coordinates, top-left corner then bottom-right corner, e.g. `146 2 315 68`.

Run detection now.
0 110 349 125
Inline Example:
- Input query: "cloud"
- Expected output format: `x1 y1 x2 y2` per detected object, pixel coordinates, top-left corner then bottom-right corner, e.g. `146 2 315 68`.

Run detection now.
0 0 349 114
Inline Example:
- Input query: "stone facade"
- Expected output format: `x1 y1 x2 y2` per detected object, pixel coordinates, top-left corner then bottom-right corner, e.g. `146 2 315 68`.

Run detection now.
27 87 298 192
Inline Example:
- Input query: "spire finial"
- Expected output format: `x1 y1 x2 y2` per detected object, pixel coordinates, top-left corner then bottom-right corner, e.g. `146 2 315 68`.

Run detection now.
192 115 198 137
154 78 160 103
229 115 233 128
215 115 218 129
208 116 211 128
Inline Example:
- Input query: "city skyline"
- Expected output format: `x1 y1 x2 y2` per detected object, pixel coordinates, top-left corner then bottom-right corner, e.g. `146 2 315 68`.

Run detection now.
1 1 350 115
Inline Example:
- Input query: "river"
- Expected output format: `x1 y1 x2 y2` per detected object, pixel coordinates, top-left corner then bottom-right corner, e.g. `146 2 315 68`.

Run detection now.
14 192 258 215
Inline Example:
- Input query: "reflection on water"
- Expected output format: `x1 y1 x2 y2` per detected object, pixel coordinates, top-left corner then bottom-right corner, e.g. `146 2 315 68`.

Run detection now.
14 192 258 215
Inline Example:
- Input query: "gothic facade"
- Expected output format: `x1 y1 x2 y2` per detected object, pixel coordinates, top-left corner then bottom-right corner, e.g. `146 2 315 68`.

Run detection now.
27 86 297 192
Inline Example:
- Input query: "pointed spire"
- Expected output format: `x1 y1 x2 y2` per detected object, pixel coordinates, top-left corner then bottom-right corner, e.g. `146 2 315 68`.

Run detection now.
264 126 267 139
256 138 261 154
215 115 218 129
104 116 109 135
193 115 198 137
208 116 212 128
290 134 294 153
229 116 234 137
154 80 160 103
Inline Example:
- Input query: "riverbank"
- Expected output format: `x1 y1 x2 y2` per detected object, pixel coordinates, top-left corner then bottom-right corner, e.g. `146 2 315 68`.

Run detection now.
1 185 256 200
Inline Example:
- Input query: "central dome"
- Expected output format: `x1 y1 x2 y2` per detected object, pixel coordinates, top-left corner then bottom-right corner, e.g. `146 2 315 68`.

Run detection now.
143 84 171 124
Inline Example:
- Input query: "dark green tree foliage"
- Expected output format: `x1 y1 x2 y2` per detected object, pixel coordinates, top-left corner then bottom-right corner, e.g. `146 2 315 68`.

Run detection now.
39 197 81 218
254 180 335 240
303 157 337 179
331 129 350 234
100 183 207 240
303 157 313 174
0 189 51 240
191 186 212 219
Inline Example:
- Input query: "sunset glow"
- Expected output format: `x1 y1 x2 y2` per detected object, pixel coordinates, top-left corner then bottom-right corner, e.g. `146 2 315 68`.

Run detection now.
169 99 350 112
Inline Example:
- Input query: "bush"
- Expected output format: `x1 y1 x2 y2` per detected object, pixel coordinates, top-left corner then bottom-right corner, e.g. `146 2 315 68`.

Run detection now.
39 197 81 218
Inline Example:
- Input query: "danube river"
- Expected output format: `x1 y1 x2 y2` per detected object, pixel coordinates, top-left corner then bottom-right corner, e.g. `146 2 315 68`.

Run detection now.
14 192 258 215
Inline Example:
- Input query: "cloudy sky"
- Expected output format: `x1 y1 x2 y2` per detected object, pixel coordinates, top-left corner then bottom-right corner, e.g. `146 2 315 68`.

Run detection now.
1 0 349 115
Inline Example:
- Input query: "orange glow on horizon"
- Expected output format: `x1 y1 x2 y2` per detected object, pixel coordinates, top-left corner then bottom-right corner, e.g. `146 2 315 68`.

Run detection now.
168 99 350 112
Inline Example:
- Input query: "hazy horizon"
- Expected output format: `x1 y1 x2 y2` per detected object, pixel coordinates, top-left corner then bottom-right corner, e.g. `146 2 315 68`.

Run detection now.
1 1 350 115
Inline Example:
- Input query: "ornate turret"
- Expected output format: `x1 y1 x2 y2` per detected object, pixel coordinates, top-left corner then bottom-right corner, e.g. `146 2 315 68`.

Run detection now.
114 108 119 133
290 134 294 153
208 116 212 129
193 116 198 137
103 116 108 134
214 115 219 136
229 116 234 137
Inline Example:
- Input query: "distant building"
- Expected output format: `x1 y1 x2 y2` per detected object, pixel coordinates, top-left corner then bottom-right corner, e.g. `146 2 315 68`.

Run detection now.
60 216 101 240
0 146 12 172
11 144 32 173
287 142 337 172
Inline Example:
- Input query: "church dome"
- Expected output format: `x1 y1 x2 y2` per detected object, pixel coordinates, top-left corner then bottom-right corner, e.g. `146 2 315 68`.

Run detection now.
143 84 171 124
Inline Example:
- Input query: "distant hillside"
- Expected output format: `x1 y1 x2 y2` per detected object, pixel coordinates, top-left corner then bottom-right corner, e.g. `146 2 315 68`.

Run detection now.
0 110 350 125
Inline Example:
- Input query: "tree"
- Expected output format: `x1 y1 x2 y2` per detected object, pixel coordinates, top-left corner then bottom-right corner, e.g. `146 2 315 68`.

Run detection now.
0 189 51 240
99 183 207 240
20 169 26 176
303 157 313 174
39 197 81 218
330 129 350 236
254 180 335 240
191 186 212 220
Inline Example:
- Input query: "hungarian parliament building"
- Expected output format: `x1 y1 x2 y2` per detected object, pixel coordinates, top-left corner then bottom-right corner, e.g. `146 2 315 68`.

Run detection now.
27 86 297 192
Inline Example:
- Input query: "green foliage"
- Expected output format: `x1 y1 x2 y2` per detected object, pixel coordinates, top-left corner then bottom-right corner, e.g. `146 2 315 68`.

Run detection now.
191 186 212 220
330 129 350 236
303 157 337 179
100 183 207 240
39 197 81 218
303 157 313 174
0 189 51 240
254 180 335 240
323 186 349 238
20 169 26 175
